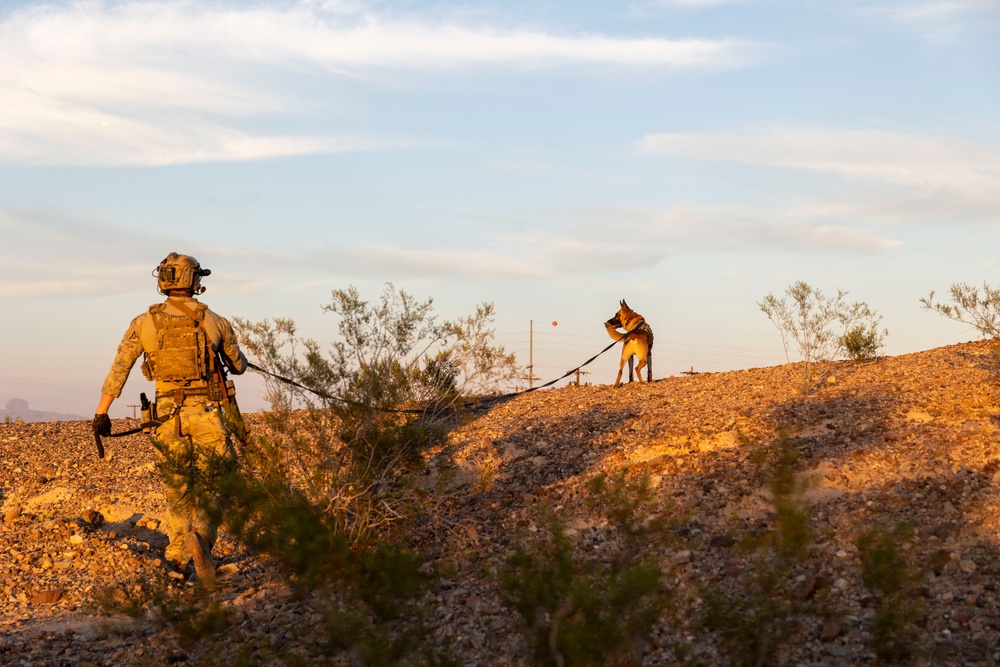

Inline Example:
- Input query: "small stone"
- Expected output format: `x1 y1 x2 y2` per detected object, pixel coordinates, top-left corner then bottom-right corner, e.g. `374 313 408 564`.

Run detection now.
819 619 842 642
793 576 820 601
709 534 735 548
959 560 978 574
31 589 64 605
81 509 104 527
4 505 22 523
931 522 959 539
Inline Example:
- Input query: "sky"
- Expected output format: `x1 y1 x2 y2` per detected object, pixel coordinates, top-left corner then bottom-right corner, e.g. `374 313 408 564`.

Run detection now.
1 0 999 419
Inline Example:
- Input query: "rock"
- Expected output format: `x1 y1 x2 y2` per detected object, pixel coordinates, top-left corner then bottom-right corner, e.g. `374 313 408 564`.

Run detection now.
81 509 105 527
793 576 821 601
31 589 64 604
4 505 22 523
669 550 691 566
708 534 735 548
819 618 842 642
959 560 978 574
930 522 959 539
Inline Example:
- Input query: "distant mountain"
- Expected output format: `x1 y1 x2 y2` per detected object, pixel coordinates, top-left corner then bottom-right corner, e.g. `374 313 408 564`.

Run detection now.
0 398 84 423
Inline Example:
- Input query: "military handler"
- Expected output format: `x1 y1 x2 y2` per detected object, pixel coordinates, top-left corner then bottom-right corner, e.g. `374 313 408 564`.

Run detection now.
94 252 248 585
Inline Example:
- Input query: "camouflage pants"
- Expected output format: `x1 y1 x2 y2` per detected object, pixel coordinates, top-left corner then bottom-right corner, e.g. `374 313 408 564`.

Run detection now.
151 400 236 568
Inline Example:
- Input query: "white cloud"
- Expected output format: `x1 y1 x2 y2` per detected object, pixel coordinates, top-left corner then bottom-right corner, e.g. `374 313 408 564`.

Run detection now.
857 0 1000 44
647 0 750 8
640 129 1000 221
0 1 759 166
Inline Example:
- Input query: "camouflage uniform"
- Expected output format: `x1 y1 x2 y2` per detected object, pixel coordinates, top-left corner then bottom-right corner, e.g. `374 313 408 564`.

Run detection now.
101 296 247 567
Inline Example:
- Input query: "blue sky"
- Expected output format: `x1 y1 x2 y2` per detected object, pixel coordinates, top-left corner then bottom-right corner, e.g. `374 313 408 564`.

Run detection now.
1 0 999 417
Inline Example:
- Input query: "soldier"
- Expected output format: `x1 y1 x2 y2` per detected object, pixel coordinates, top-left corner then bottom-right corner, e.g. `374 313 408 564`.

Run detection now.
93 252 248 586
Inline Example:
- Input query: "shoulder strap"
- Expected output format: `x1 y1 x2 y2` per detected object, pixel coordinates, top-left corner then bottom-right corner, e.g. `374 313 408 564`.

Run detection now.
166 298 206 323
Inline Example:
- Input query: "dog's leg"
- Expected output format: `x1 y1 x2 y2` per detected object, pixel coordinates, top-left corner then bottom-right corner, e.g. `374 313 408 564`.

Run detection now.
628 356 634 383
647 350 652 382
635 355 646 383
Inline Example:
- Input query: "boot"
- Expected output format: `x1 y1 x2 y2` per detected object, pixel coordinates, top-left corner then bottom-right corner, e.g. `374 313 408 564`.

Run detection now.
184 531 215 587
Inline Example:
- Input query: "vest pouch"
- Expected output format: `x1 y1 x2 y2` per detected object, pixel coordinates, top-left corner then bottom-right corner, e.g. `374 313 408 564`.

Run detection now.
141 357 155 381
154 316 208 383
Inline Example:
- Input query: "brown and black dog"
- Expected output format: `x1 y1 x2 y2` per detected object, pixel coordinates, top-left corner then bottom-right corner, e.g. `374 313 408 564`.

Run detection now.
605 299 654 387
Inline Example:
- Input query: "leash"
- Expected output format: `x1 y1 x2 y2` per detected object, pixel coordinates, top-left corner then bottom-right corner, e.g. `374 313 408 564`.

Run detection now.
246 362 426 414
93 399 180 458
246 333 625 411
479 339 621 404
94 322 640 458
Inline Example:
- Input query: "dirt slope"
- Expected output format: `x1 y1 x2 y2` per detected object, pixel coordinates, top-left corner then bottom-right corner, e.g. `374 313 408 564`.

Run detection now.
3 340 1000 665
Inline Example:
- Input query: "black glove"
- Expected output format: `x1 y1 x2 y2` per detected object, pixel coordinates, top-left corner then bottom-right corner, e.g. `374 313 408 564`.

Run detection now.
93 413 112 437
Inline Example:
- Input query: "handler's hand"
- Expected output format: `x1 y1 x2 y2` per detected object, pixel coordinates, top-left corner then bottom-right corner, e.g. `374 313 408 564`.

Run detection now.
93 413 112 437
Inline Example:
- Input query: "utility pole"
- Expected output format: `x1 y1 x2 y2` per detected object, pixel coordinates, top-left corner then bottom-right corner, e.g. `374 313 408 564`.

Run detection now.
574 369 590 387
126 403 139 419
522 319 540 389
529 319 533 390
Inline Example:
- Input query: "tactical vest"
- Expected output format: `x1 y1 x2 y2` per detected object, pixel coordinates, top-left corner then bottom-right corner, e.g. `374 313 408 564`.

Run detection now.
142 302 211 386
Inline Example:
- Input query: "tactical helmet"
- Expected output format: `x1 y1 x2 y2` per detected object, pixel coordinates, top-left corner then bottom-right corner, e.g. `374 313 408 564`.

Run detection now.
153 252 211 295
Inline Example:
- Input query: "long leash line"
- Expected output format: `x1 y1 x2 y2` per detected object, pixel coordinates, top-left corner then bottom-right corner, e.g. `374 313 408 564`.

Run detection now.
94 326 635 457
247 335 624 409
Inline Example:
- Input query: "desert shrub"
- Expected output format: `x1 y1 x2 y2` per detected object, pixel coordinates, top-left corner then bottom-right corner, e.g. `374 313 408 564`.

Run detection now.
920 281 1000 339
501 473 667 666
702 430 822 666
226 284 518 565
841 323 882 363
761 430 812 561
857 523 925 663
188 284 518 662
759 282 887 385
95 577 231 650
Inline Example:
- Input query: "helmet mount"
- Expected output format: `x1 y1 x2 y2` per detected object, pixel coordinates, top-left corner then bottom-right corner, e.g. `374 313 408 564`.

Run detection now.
153 252 211 295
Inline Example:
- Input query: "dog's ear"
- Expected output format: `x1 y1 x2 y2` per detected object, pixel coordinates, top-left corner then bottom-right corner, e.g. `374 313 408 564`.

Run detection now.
620 299 628 309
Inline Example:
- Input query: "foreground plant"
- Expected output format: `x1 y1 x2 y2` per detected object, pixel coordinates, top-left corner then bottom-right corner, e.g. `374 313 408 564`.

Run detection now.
857 523 926 664
151 284 520 663
501 473 667 666
702 430 825 666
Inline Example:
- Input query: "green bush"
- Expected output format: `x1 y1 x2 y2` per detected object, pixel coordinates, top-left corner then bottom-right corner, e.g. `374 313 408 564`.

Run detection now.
702 430 820 666
841 323 883 362
501 473 668 666
225 284 519 568
857 523 925 663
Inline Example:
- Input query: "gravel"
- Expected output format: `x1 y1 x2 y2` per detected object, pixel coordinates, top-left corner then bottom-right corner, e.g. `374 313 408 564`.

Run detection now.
3 339 1000 665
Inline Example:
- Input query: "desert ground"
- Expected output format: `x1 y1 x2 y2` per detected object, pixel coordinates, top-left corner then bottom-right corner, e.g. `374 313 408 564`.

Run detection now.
3 339 1000 665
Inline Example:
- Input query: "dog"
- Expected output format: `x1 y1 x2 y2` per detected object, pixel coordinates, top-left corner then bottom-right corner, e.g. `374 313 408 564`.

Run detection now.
605 299 654 387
